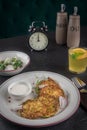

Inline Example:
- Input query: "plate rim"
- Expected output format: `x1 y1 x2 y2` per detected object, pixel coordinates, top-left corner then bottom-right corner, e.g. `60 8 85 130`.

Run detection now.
0 71 80 127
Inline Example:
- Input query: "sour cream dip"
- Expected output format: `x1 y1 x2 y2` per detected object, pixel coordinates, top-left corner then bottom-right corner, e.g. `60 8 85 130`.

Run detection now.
8 82 32 100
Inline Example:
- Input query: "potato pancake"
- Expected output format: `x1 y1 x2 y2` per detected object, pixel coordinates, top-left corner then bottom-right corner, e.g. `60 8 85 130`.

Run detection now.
19 77 65 119
19 95 59 119
37 77 64 98
19 99 46 119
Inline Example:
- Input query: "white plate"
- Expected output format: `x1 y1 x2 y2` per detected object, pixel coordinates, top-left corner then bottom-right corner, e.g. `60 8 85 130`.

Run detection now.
0 71 80 127
0 51 30 76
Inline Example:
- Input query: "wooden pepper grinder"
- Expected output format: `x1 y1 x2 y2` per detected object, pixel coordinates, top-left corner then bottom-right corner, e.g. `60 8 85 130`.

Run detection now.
67 7 80 48
56 4 68 45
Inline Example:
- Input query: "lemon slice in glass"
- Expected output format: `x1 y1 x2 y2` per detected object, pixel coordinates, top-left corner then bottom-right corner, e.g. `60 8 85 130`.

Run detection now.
72 48 86 53
77 52 87 59
71 48 87 59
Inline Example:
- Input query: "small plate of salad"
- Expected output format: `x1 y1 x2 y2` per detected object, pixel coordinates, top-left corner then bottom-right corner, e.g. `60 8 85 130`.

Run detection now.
0 51 30 76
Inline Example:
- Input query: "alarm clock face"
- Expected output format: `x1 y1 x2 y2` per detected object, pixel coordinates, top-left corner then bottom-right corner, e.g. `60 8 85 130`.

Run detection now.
29 32 48 51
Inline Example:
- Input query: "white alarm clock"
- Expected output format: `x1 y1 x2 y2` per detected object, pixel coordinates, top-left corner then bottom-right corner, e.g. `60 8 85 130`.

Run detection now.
28 21 48 51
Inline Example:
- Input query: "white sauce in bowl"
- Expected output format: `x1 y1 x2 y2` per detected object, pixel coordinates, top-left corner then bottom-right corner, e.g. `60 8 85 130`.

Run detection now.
10 83 29 95
8 82 32 100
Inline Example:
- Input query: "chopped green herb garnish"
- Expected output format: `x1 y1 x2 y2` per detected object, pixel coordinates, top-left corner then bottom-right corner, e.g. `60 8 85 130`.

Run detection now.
0 57 23 71
71 52 84 59
35 87 40 94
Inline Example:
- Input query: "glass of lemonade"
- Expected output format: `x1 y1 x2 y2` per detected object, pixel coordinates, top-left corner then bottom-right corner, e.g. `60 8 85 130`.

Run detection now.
68 47 87 73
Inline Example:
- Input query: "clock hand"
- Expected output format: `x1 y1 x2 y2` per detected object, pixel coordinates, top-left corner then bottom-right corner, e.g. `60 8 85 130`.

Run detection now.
37 33 40 42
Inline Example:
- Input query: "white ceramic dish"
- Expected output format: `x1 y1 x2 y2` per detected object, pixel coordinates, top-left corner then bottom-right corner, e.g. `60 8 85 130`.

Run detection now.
0 71 80 127
0 51 30 76
8 81 32 100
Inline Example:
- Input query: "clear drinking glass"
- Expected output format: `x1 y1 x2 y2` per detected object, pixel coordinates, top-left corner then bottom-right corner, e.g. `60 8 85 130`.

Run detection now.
68 47 87 74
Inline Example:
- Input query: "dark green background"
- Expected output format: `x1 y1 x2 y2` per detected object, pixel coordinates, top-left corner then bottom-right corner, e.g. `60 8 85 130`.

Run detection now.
0 0 87 38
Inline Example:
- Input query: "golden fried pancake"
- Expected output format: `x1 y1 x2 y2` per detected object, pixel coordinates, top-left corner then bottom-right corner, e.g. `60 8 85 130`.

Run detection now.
19 94 59 119
19 77 65 119
20 99 46 119
37 77 64 98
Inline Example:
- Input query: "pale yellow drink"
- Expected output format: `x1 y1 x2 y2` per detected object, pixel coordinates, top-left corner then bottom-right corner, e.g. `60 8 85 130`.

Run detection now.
69 48 87 73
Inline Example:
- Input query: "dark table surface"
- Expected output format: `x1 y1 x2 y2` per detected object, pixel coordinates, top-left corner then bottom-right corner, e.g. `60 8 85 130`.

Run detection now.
0 27 87 130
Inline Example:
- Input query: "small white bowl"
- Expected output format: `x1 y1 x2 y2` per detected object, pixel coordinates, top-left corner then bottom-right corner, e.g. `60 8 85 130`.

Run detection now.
8 81 32 100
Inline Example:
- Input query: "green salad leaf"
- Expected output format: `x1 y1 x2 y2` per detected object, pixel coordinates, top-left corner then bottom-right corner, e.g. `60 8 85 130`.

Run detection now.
0 57 23 71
